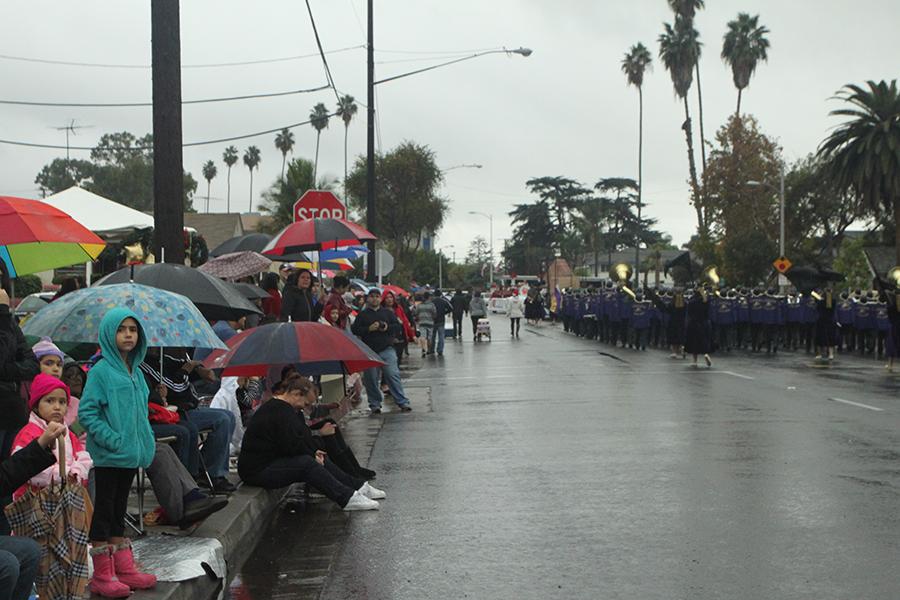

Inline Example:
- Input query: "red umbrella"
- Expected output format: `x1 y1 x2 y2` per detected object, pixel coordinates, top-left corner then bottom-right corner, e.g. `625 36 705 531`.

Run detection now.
202 321 384 376
0 196 106 277
261 218 376 257
381 284 410 298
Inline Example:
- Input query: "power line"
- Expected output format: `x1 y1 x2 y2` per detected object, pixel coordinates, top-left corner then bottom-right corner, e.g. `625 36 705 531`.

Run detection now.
304 0 342 105
0 45 365 70
0 84 331 108
0 111 341 151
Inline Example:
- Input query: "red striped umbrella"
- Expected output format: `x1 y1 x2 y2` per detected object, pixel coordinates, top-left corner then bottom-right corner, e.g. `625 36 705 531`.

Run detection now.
0 196 106 277
261 218 376 257
201 321 384 376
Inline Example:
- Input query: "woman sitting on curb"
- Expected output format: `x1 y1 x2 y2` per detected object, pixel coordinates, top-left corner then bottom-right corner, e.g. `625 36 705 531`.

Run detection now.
238 376 384 511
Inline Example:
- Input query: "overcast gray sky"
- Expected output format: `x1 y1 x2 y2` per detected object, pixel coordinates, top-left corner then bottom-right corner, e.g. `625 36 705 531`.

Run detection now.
2 1 898 261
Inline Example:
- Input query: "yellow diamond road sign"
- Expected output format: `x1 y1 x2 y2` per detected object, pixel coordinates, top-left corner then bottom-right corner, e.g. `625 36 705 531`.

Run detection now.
773 256 792 273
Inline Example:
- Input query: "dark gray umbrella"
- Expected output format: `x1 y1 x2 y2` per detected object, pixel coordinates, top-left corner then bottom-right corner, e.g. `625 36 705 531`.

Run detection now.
209 233 272 257
94 264 262 321
231 282 270 300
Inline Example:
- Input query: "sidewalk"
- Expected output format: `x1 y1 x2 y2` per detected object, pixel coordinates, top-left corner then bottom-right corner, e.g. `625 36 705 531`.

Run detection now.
131 350 425 600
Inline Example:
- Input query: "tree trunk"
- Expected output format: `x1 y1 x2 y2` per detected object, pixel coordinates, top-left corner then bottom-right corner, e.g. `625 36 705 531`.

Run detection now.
682 95 704 234
281 154 286 183
226 167 231 213
248 169 254 213
736 88 743 119
206 180 210 213
151 0 185 264
314 133 321 184
344 125 349 197
594 247 599 277
695 63 707 174
635 85 643 281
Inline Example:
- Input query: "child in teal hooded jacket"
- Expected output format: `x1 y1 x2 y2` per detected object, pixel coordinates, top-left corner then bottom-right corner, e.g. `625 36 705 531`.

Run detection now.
78 307 157 596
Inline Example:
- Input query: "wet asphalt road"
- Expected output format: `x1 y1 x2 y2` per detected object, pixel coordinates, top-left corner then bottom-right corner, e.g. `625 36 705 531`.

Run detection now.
235 316 900 600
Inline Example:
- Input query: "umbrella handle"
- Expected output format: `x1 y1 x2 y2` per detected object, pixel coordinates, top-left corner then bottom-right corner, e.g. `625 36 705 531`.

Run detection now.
57 436 67 486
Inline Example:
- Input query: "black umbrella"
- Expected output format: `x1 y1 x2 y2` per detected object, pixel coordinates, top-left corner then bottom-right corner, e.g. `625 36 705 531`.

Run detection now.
94 264 262 321
664 251 694 281
784 265 844 294
231 282 271 300
209 233 272 257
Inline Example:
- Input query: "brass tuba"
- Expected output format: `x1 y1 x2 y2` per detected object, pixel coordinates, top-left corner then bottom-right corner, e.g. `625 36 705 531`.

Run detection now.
610 263 636 300
701 265 722 297
889 266 900 309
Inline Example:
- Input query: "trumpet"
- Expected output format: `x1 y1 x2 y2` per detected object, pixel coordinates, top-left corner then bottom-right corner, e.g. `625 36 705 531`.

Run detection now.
610 263 636 300
702 265 722 297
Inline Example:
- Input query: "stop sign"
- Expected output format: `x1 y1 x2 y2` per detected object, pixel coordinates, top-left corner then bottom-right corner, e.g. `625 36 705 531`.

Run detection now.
293 190 347 222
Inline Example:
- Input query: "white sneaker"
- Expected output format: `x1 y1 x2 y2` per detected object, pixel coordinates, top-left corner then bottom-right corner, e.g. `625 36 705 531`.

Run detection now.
343 491 380 511
359 481 386 500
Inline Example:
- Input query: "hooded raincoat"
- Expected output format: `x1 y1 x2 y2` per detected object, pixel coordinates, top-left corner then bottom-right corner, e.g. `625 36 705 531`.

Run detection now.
77 307 155 469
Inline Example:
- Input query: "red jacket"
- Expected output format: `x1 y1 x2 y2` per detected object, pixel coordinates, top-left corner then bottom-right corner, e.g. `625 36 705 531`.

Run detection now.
261 290 282 318
323 291 352 330
384 293 416 341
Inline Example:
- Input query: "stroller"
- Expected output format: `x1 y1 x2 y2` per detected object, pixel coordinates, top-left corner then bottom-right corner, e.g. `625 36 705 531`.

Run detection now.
476 318 492 341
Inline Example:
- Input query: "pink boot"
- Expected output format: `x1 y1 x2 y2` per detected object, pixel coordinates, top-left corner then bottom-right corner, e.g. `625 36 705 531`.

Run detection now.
89 546 131 598
112 540 157 590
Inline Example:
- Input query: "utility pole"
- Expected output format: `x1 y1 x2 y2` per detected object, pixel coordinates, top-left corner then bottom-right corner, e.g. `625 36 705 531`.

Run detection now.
151 0 185 264
365 0 377 281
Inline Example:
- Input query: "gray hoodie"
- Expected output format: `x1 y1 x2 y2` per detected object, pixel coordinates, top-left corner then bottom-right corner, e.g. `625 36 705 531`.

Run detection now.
469 295 486 318
415 300 436 326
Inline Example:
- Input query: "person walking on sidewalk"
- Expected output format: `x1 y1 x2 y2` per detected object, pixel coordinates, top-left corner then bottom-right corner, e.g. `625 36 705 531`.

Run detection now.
450 289 468 339
351 289 412 414
469 291 487 340
507 293 524 337
432 290 453 356
414 292 437 357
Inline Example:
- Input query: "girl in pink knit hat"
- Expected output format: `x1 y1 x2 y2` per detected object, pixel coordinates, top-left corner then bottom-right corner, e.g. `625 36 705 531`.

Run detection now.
10 374 93 499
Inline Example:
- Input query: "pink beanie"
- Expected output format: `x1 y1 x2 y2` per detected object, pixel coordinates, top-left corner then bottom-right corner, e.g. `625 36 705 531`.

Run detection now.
31 337 64 363
29 374 70 411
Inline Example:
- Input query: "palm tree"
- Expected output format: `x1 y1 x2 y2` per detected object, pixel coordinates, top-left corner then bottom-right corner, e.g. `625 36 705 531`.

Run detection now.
659 17 705 233
222 146 238 213
622 42 652 280
335 95 358 192
274 128 295 184
722 13 771 117
243 146 262 213
668 0 707 173
309 102 330 183
201 160 217 213
818 80 900 263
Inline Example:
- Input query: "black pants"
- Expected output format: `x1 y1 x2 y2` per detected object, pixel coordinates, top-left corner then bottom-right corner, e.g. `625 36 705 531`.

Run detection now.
452 313 464 337
510 318 520 335
245 456 362 508
471 316 482 336
91 467 136 540
314 425 368 478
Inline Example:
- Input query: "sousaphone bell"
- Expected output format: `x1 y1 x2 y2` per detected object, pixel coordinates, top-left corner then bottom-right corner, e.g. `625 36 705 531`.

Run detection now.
610 263 636 300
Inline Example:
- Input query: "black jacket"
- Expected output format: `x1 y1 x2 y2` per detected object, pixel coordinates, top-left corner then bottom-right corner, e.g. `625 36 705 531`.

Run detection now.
238 398 319 481
280 286 324 323
351 306 403 353
434 296 453 322
0 305 39 430
0 439 56 495
451 293 469 316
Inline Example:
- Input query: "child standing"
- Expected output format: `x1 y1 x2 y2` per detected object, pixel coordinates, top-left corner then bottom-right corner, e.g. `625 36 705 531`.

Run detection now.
78 308 157 598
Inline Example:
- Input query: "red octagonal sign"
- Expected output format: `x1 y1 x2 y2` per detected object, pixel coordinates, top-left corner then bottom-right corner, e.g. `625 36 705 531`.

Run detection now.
292 190 347 222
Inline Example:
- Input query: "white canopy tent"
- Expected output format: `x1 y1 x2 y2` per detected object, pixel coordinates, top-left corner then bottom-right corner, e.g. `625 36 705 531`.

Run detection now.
42 186 154 283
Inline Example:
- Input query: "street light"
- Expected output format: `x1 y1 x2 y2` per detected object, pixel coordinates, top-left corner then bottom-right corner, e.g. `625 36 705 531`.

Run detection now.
364 30 532 280
746 162 787 258
468 211 493 288
441 164 483 173
438 245 454 290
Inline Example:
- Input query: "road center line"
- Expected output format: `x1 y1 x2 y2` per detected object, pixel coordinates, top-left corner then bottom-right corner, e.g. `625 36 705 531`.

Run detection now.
719 370 755 380
829 397 884 412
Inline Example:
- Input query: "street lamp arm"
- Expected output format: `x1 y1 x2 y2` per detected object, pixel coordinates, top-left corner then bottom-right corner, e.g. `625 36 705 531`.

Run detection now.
375 47 532 85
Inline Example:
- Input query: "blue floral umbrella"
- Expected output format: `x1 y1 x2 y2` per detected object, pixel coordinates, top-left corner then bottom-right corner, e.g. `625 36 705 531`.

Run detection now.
22 283 227 350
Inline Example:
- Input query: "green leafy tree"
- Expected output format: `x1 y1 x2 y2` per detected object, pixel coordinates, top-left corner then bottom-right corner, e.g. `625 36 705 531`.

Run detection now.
222 146 239 213
35 158 95 196
274 128 295 183
336 95 358 190
659 16 704 233
722 13 771 116
525 176 591 236
243 146 262 212
575 196 611 276
36 131 197 213
259 157 336 232
309 103 330 182
833 236 873 290
818 80 900 263
345 142 448 263
466 236 490 265
504 201 554 275
201 160 217 213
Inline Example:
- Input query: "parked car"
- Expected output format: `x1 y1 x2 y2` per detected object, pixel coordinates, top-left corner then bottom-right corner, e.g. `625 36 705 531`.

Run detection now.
13 292 55 325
